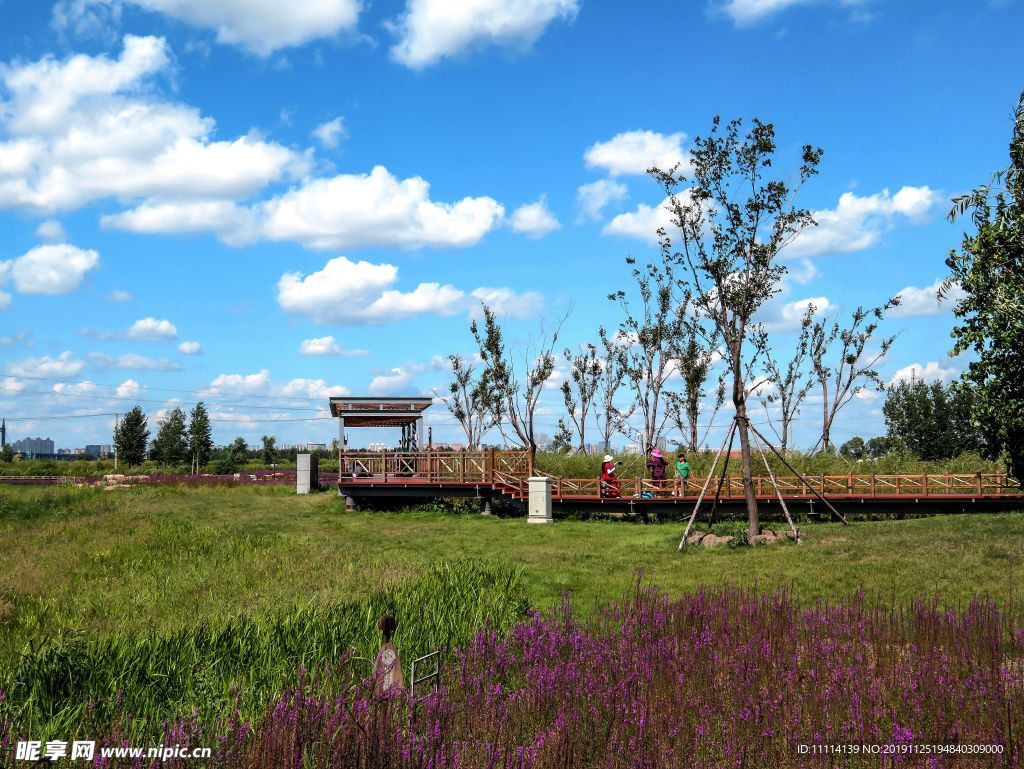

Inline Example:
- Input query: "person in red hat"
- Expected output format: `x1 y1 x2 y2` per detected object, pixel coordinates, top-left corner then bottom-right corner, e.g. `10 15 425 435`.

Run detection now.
647 447 668 495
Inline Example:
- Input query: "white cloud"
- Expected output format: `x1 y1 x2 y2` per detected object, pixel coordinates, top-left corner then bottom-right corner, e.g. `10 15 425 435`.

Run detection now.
509 196 560 238
101 200 259 245
86 352 181 371
760 295 832 331
108 289 132 301
280 377 349 399
602 196 673 243
258 166 504 250
1 377 25 394
54 0 362 57
0 35 309 215
584 130 689 177
575 179 627 221
369 367 415 396
0 290 9 311
891 278 966 318
208 370 272 395
127 317 177 340
116 378 142 398
0 244 99 295
312 116 346 148
7 351 86 378
298 335 369 356
277 255 543 326
53 380 97 395
205 369 348 400
890 360 957 385
722 0 869 26
787 186 941 259
389 0 579 69
469 287 543 320
178 340 202 355
278 256 465 324
35 219 67 242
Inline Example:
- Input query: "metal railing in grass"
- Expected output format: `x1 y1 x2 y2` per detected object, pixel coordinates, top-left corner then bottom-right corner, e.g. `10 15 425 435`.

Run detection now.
409 649 441 703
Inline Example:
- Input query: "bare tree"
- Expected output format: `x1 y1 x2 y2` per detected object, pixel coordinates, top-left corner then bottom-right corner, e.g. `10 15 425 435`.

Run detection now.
438 354 499 449
664 330 725 452
808 300 900 452
604 257 689 452
594 333 632 453
561 343 602 453
755 304 816 451
472 305 566 467
652 116 823 537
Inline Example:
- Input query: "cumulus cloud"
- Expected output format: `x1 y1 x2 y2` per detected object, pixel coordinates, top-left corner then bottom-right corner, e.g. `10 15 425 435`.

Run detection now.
891 278 965 318
509 196 560 238
468 287 543 320
35 219 67 242
722 0 870 26
584 130 689 177
277 255 542 325
86 352 181 371
0 244 99 295
178 340 202 355
54 0 362 56
298 335 369 356
760 295 832 331
787 186 941 259
116 378 142 397
127 317 177 340
890 360 958 385
602 196 673 243
7 351 86 378
369 367 415 396
389 0 579 69
575 179 627 221
0 35 309 215
206 369 348 399
312 116 346 148
258 166 504 250
102 200 260 244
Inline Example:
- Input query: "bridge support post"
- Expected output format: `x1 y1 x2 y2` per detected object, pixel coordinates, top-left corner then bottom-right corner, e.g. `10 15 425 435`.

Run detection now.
527 477 552 524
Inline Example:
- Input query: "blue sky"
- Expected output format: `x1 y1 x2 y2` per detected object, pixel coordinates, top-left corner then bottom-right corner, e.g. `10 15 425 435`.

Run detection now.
0 0 1021 451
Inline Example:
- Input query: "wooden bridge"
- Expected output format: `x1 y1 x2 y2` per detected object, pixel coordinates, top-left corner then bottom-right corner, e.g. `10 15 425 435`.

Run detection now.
337 450 1024 517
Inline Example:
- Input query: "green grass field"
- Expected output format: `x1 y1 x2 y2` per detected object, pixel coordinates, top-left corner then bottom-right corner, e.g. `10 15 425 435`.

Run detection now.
2 484 1023 653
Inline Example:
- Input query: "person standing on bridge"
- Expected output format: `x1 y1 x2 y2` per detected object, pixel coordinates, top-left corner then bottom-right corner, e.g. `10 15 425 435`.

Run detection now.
675 451 691 496
601 455 621 498
647 448 668 494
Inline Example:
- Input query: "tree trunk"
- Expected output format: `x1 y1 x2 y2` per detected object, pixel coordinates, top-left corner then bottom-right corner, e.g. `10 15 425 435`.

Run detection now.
735 399 760 538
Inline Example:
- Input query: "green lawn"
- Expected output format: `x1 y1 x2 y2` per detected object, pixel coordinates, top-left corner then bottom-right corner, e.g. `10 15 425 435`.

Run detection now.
2 484 1023 655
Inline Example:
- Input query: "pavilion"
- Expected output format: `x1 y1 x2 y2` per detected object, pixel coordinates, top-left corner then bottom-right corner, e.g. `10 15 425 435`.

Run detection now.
328 396 433 452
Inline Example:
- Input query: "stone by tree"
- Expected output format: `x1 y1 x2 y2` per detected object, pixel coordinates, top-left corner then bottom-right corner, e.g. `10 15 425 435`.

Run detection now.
652 116 823 538
114 406 149 467
152 407 188 465
561 343 601 453
943 90 1024 480
883 378 983 460
808 301 900 453
187 401 213 475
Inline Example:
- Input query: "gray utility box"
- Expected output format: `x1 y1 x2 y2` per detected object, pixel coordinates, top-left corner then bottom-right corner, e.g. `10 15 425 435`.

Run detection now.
296 453 319 494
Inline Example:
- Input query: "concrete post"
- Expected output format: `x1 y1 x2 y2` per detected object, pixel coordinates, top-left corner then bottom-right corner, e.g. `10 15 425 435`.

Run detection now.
527 476 552 524
297 453 318 494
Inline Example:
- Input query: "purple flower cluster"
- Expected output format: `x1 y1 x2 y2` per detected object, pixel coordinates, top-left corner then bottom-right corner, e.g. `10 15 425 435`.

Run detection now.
42 586 1024 767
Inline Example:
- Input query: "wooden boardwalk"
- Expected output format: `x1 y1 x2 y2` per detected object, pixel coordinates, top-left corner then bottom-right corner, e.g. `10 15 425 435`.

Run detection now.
337 451 1024 516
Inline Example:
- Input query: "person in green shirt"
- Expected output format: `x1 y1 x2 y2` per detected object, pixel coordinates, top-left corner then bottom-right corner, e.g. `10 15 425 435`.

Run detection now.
675 452 691 496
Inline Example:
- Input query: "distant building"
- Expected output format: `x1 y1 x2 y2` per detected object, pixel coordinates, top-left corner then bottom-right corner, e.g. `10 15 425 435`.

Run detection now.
367 442 388 452
13 437 55 456
306 442 327 452
85 444 113 459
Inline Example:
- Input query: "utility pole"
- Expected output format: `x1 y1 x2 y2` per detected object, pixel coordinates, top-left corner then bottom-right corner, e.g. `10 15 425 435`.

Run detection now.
113 412 119 470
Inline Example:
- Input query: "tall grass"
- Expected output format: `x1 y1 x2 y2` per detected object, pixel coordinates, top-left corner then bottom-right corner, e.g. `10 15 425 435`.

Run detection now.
0 561 529 743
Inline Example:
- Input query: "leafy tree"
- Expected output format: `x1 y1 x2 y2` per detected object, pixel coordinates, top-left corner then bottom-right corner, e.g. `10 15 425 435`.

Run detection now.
114 406 149 467
664 329 724 452
882 378 982 460
471 304 566 467
865 435 894 458
550 419 574 454
1 443 13 462
652 116 823 537
756 304 816 451
943 91 1024 480
808 301 900 453
152 407 188 466
594 334 632 453
440 353 499 449
839 436 866 460
561 343 602 453
604 259 690 453
260 435 277 465
187 401 213 475
216 437 250 474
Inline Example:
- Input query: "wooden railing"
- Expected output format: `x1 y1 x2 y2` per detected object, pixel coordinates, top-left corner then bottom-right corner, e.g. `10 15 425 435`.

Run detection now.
338 453 1022 499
